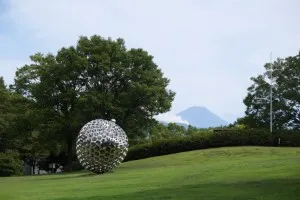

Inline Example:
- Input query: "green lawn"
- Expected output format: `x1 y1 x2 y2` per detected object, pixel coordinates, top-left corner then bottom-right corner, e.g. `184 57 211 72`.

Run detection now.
0 147 300 200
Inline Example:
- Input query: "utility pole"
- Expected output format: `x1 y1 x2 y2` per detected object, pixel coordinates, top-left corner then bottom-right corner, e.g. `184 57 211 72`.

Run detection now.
270 52 280 145
256 53 276 143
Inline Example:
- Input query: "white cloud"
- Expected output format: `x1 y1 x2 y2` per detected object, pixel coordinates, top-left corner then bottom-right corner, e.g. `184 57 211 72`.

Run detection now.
154 112 189 125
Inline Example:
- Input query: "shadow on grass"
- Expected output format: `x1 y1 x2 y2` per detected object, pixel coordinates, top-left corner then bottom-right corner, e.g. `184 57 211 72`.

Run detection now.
51 178 300 200
27 172 99 181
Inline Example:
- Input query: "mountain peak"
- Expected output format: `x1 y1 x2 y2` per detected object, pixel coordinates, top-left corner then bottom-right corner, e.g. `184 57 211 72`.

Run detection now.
177 106 228 128
182 106 209 112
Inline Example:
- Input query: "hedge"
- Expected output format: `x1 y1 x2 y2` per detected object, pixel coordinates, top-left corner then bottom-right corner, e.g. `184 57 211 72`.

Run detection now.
123 129 300 162
0 151 23 177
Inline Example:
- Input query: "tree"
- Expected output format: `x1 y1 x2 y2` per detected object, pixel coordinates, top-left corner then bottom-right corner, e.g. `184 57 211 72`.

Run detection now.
13 35 175 171
186 125 198 135
242 51 300 129
0 77 49 174
1 77 40 175
0 77 10 152
0 150 23 177
0 77 29 153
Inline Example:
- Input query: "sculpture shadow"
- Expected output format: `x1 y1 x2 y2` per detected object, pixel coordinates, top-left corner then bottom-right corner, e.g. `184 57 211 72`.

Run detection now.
27 172 98 181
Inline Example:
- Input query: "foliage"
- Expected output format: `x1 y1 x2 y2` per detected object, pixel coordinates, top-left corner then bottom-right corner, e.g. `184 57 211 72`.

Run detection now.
0 151 23 177
37 152 84 173
37 152 67 173
0 77 49 174
143 122 214 144
12 35 175 171
145 122 188 143
124 129 300 162
0 77 10 152
242 51 300 129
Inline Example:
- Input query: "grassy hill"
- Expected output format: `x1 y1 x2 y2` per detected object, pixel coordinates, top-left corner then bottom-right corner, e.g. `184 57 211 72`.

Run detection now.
0 147 299 200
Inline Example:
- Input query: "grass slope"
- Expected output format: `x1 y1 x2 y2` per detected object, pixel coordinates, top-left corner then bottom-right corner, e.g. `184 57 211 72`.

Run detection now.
0 147 300 200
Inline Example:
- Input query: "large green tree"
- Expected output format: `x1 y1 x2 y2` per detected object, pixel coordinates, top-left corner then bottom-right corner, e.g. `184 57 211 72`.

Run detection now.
13 35 175 171
242 51 300 129
0 77 10 152
0 77 29 152
0 77 45 175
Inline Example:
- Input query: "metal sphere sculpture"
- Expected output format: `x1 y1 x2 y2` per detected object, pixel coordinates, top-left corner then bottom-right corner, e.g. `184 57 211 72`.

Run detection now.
76 119 128 174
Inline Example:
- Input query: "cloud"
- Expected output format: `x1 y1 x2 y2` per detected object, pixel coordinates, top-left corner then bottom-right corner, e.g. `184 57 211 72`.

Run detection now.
154 112 189 125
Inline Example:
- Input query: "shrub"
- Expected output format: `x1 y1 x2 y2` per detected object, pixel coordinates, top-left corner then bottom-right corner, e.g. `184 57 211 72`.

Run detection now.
72 159 84 171
0 151 23 177
273 130 300 147
124 129 300 162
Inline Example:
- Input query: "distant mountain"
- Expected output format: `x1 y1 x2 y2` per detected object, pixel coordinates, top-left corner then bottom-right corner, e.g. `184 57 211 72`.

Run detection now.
177 106 228 128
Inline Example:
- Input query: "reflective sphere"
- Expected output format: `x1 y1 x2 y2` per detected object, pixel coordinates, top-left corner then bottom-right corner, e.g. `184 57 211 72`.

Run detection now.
76 119 128 174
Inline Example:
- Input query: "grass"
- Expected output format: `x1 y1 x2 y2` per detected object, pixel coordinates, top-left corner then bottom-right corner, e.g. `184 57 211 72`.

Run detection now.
0 146 300 200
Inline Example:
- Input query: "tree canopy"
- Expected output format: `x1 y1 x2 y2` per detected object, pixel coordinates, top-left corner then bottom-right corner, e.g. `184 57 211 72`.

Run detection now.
241 51 300 130
12 35 175 171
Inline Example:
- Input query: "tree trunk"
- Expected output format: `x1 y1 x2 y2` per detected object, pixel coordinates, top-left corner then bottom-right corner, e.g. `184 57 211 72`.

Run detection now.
65 135 73 172
32 163 35 175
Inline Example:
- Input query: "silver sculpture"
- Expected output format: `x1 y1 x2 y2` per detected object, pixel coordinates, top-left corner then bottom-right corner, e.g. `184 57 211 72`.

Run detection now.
76 119 129 174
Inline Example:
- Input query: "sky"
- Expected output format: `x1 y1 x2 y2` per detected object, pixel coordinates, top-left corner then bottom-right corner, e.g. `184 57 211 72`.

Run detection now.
0 0 300 124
